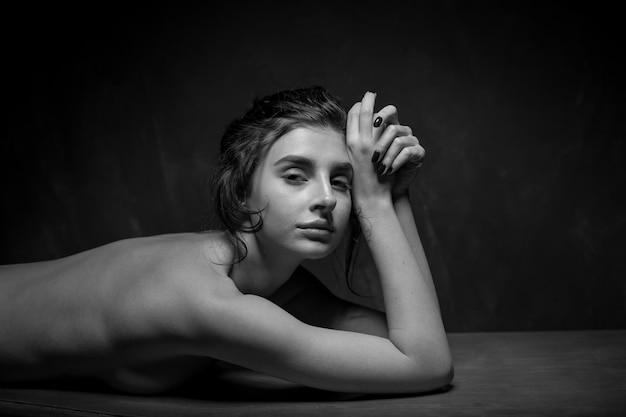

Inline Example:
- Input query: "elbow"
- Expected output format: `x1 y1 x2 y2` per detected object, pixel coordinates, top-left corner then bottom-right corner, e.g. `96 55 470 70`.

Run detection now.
430 346 454 388
394 357 453 395
392 338 454 393
413 352 454 393
433 356 454 389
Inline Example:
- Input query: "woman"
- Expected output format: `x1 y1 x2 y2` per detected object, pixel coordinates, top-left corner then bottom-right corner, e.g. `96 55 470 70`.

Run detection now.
0 87 453 395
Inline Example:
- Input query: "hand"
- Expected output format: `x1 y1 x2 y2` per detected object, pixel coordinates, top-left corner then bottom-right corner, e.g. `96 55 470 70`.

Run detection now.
371 104 425 198
346 92 424 206
346 92 392 207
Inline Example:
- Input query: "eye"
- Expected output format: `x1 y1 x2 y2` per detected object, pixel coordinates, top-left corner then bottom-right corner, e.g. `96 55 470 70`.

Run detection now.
283 170 307 185
332 177 352 192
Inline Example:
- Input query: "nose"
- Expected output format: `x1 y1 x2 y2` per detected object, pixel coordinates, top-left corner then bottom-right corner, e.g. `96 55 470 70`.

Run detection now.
310 180 337 214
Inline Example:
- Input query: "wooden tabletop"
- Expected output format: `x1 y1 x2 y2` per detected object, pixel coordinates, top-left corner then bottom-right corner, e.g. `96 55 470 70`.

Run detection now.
1 330 625 416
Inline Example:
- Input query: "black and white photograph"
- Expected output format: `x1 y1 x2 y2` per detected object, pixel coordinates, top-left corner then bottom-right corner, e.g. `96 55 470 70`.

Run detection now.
1 1 624 416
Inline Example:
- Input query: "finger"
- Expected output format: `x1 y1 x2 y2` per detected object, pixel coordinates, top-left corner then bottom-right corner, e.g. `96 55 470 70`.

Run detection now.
359 91 377 143
386 142 425 175
372 124 414 164
379 136 422 175
371 104 401 163
346 102 361 145
373 104 400 132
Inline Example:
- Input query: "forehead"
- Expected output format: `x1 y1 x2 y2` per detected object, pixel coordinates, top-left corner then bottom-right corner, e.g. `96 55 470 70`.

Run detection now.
264 127 348 163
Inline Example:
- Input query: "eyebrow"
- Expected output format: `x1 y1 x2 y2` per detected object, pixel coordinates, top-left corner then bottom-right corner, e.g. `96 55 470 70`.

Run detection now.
274 155 353 173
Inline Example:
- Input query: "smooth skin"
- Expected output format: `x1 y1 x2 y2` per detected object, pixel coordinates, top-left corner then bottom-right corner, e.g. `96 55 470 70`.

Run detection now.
0 92 452 394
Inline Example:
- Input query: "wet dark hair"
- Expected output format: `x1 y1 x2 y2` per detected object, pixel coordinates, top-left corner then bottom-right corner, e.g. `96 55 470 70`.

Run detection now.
210 86 362 284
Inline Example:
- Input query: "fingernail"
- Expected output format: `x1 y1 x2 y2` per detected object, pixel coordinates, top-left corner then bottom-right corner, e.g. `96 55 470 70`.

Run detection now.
373 116 383 128
371 150 380 163
377 163 385 175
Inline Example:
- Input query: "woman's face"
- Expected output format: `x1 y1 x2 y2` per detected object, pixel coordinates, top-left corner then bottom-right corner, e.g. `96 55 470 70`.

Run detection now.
246 126 352 261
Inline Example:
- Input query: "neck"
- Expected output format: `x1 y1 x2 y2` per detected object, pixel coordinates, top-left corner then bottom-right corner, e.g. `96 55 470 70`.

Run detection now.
229 231 302 297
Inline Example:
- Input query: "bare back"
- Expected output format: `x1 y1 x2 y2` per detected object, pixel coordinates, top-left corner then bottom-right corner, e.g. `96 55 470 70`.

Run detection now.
0 232 236 392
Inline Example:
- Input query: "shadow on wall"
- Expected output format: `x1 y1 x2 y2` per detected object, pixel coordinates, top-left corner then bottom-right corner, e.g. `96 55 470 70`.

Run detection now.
2 2 625 331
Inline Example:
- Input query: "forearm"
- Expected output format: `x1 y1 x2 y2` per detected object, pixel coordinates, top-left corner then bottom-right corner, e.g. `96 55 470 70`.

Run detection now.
358 198 449 364
393 192 440 311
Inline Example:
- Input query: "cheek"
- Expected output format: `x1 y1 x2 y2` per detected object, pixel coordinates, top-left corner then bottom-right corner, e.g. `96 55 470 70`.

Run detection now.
335 196 352 230
247 174 281 212
258 188 301 226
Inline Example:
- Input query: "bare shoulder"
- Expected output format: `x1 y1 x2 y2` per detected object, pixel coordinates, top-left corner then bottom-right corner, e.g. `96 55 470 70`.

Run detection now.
100 232 242 337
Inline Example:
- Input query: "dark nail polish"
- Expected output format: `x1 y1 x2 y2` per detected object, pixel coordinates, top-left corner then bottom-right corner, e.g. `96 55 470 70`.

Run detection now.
371 150 380 163
373 116 383 128
377 163 385 175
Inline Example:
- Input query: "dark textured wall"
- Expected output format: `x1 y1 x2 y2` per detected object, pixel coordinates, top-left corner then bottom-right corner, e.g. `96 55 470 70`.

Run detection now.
2 2 624 331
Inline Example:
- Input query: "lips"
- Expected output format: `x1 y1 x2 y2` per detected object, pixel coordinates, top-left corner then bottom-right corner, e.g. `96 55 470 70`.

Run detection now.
296 219 335 233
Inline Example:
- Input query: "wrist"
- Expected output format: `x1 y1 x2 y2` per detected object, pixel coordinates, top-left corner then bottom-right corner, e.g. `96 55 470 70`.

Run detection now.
353 196 395 219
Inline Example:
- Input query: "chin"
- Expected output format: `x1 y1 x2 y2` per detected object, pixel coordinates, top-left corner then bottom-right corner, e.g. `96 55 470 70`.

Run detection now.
296 239 341 260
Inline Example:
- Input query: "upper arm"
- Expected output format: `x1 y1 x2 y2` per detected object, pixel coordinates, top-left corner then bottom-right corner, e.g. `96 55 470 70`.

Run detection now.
194 287 451 394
